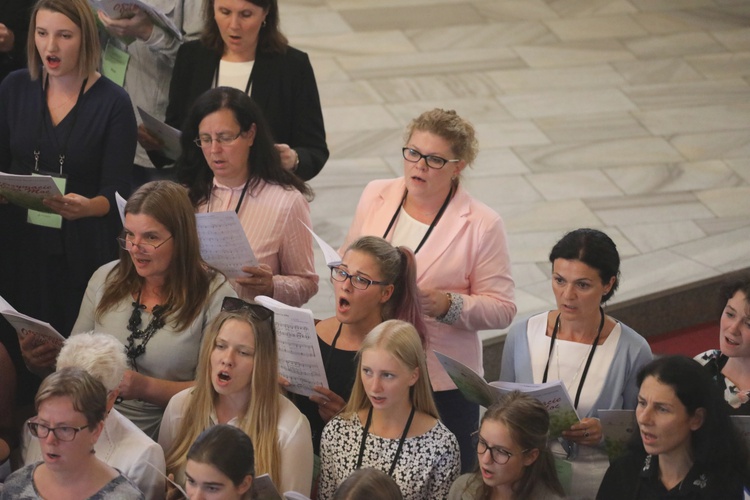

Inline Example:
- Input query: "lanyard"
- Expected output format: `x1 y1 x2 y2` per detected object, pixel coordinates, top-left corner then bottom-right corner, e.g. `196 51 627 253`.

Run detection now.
382 187 453 254
34 75 87 175
356 405 416 476
213 61 255 95
542 307 605 409
207 179 250 214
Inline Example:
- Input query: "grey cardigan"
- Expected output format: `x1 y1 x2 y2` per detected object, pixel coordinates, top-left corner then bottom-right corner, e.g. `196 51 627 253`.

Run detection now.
499 313 653 417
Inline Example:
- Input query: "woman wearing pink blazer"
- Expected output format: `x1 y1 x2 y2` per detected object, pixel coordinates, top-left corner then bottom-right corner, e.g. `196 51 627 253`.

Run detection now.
341 108 516 473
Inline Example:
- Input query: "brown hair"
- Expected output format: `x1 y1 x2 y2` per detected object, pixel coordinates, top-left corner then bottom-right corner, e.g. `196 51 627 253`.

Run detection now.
36 367 107 428
27 0 100 80
404 108 479 167
97 181 224 330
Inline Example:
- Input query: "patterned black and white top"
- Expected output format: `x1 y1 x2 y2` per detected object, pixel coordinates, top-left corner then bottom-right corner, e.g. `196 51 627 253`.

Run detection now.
695 349 750 415
0 463 144 500
318 413 460 500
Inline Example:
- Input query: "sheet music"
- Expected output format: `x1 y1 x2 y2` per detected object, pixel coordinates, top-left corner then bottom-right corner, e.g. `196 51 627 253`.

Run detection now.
0 172 63 213
301 221 341 267
254 296 328 397
137 107 182 161
196 211 258 278
0 294 65 349
115 191 127 224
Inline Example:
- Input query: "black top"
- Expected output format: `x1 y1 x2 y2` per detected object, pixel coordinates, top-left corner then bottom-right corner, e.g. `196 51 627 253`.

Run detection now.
162 41 328 181
294 335 358 454
597 452 745 500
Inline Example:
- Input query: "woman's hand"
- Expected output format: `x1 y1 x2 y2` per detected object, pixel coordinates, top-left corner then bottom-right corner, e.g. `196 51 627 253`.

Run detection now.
236 264 274 298
43 194 109 220
165 473 186 500
309 386 346 422
19 333 59 376
563 417 602 447
275 144 299 172
97 8 154 41
0 23 15 53
117 369 147 401
137 124 164 151
418 288 451 318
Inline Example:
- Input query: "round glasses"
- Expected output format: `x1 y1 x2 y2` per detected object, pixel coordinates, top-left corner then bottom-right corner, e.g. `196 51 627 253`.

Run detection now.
194 131 243 148
473 431 529 465
27 421 89 442
402 147 460 170
330 267 388 290
117 235 173 253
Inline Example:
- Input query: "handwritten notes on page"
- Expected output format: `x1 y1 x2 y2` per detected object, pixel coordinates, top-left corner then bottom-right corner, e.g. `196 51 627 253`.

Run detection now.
196 211 258 278
255 296 328 397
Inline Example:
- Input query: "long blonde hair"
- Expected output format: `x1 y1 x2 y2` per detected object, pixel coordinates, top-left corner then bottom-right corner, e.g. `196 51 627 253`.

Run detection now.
165 310 281 487
344 320 438 418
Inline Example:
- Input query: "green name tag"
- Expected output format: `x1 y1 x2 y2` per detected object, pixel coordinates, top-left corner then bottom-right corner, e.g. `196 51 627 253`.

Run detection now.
27 175 66 229
102 42 130 87
554 456 573 495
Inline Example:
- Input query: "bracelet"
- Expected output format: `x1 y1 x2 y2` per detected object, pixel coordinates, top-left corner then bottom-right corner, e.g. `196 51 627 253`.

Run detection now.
436 292 463 325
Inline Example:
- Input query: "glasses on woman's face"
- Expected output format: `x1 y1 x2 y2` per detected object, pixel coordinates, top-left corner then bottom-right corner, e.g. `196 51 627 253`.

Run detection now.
473 431 528 465
330 266 388 291
193 131 243 148
402 147 460 170
116 235 173 254
27 421 89 442
221 297 274 323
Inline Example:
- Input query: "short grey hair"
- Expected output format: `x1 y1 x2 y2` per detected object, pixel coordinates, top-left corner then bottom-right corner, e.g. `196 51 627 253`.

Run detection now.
56 332 127 391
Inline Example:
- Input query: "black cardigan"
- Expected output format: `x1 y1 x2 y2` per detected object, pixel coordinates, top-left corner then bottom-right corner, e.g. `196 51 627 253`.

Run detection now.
163 41 328 181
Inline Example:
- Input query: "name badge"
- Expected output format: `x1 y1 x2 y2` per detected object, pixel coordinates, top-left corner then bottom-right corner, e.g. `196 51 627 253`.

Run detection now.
27 174 66 229
102 42 130 87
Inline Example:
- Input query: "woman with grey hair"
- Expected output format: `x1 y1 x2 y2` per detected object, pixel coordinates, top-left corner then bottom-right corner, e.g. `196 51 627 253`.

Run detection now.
21 333 165 499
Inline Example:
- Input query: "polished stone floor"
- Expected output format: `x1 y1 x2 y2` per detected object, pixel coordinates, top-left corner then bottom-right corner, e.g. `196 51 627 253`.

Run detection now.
282 0 750 341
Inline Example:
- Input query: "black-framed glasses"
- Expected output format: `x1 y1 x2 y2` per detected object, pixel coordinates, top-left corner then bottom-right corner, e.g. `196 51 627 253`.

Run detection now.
27 421 89 442
330 266 389 291
402 147 460 170
193 131 243 148
117 235 173 253
472 431 529 465
221 297 274 323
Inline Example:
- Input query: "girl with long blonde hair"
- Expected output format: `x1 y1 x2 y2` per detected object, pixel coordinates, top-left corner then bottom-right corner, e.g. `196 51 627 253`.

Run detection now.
318 320 459 500
159 298 313 495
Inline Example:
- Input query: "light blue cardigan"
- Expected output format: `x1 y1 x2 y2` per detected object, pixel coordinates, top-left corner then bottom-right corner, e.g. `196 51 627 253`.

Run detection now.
499 313 653 418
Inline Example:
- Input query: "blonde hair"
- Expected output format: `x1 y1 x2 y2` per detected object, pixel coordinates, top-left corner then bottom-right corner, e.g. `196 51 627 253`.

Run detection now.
165 310 282 488
56 332 127 391
404 108 479 166
27 0 100 80
344 320 438 418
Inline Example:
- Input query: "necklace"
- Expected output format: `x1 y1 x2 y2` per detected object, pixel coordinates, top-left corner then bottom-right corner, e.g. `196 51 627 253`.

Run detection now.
125 291 169 371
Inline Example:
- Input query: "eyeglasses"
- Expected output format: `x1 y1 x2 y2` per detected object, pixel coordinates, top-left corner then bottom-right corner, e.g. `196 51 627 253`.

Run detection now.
330 266 389 291
221 297 274 323
473 431 529 465
194 131 243 148
402 147 460 170
117 235 173 253
27 421 89 442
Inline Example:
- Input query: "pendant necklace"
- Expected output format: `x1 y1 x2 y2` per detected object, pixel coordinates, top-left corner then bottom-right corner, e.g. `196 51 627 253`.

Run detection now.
125 290 169 371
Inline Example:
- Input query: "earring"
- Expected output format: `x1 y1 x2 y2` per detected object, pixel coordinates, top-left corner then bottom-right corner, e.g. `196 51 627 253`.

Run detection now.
262 20 267 27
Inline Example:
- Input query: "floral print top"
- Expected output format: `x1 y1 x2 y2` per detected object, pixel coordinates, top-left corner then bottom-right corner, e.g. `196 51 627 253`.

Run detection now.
695 349 750 414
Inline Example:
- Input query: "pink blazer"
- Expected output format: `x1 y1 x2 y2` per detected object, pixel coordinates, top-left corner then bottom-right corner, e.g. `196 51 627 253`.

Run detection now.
342 178 516 391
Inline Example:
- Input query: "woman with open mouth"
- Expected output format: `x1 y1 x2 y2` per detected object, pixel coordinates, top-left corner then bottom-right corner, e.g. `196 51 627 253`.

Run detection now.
341 108 516 474
176 86 318 309
597 355 750 499
318 320 460 500
5 0 136 392
148 0 328 181
448 391 565 500
2 367 143 499
293 235 425 456
695 274 750 415
159 297 313 497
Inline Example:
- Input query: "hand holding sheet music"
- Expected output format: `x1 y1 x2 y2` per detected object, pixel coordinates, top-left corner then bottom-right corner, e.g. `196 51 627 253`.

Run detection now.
196 211 258 278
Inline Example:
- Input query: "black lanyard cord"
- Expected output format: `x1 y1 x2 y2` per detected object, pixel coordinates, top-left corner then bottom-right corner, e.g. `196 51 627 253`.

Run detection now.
213 61 255 95
356 405 416 476
34 74 87 175
542 307 605 409
382 186 453 254
207 178 250 214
